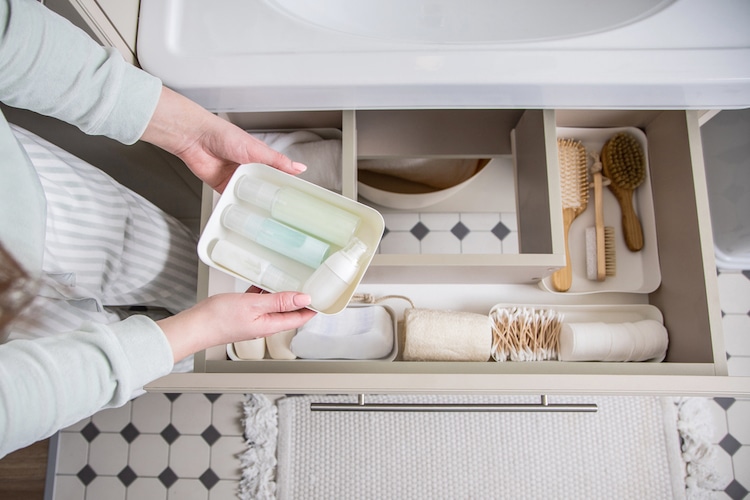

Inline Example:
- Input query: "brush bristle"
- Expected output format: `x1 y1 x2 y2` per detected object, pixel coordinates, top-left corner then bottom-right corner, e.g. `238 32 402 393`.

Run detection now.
557 138 589 210
604 226 616 277
601 132 646 190
585 226 617 281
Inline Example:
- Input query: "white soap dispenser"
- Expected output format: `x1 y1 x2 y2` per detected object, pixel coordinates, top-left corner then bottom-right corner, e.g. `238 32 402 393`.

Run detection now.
302 237 368 311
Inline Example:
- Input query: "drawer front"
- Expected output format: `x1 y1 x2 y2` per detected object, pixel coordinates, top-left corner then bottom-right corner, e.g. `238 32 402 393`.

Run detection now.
147 109 750 397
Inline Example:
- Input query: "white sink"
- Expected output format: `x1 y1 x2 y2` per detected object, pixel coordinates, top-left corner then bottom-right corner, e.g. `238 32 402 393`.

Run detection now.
266 0 673 44
137 0 750 111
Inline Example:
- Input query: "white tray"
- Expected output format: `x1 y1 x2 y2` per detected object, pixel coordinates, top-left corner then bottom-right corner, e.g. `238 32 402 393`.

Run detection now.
541 127 661 294
198 163 384 314
491 303 666 362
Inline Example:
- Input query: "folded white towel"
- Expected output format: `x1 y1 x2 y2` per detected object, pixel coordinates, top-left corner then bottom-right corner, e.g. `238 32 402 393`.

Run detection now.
290 306 394 360
251 131 342 192
402 308 492 362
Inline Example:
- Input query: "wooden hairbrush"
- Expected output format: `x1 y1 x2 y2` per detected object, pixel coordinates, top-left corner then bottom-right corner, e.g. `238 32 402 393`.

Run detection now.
601 132 646 252
551 138 589 292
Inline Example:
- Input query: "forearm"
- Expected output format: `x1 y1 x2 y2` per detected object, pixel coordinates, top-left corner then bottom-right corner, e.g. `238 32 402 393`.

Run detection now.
0 317 172 457
0 0 161 144
157 291 315 363
139 86 216 158
140 86 306 193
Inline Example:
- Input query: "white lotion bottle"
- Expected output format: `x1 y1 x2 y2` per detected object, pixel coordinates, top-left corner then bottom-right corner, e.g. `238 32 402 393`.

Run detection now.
210 239 301 291
235 176 360 247
222 204 330 269
302 237 368 311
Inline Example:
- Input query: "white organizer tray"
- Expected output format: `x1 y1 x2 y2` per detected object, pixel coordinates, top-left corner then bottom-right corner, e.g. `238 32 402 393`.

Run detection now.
198 163 385 314
541 127 661 294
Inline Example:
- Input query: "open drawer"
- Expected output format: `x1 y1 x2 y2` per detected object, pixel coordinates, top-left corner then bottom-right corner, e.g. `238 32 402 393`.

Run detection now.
146 108 750 397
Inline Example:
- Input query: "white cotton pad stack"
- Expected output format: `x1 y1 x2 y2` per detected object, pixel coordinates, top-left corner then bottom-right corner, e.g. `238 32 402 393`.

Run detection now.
558 319 668 362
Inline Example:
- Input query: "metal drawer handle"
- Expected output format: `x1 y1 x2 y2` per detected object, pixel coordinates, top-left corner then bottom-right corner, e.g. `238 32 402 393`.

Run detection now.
311 395 598 413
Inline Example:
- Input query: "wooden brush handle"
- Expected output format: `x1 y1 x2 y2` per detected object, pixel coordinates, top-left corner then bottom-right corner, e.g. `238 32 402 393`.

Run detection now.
593 171 606 281
611 186 643 252
550 208 578 292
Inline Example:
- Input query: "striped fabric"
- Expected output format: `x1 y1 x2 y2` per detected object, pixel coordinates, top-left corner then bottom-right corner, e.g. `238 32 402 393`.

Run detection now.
7 125 198 345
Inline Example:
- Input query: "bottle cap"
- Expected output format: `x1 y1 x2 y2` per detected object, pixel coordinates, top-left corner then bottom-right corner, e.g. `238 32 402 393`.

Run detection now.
222 204 263 236
325 237 368 282
235 177 280 212
340 237 368 263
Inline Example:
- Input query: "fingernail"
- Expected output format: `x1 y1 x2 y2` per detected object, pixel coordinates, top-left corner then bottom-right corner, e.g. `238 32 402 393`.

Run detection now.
292 161 307 173
293 293 312 307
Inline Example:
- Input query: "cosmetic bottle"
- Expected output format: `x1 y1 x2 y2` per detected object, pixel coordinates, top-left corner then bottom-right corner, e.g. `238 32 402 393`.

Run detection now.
210 239 301 291
235 176 360 247
222 204 330 269
302 237 368 311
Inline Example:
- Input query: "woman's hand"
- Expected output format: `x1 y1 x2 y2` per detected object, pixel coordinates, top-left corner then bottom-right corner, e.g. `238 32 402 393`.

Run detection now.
140 87 306 193
157 288 316 363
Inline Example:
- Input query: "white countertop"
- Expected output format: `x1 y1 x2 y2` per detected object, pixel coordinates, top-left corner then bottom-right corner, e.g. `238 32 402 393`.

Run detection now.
137 0 750 111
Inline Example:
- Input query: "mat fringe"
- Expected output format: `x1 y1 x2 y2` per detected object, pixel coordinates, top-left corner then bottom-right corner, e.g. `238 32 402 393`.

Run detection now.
674 398 731 499
239 394 278 500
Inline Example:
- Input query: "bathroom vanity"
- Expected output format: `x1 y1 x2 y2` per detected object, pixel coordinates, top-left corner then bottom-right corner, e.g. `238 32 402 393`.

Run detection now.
55 0 750 396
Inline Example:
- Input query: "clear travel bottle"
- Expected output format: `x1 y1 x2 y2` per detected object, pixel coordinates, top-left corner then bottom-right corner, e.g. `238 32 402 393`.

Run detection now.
235 176 360 247
302 237 368 311
210 239 301 291
221 204 330 269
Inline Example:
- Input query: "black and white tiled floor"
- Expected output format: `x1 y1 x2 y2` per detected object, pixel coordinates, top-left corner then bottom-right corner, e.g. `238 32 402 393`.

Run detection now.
51 393 247 499
47 268 750 500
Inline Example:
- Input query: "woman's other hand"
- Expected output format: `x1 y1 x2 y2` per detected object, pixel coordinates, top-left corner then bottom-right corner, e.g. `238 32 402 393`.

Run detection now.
140 87 306 193
157 288 316 363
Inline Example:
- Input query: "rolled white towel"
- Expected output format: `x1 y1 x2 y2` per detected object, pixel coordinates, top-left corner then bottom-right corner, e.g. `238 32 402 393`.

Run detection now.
559 319 668 362
402 308 492 362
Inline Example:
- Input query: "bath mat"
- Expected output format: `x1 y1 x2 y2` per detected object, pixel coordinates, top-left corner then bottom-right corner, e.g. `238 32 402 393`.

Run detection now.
241 394 726 500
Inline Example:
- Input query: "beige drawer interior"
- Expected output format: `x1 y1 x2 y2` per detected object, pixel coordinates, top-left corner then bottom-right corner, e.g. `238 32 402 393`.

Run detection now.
147 108 750 397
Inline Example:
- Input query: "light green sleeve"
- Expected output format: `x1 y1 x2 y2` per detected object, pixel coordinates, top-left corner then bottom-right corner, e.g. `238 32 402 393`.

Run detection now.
0 0 162 144
0 316 174 458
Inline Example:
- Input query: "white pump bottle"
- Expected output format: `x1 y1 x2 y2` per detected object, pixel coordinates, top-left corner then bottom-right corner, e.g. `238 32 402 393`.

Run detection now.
302 237 368 311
